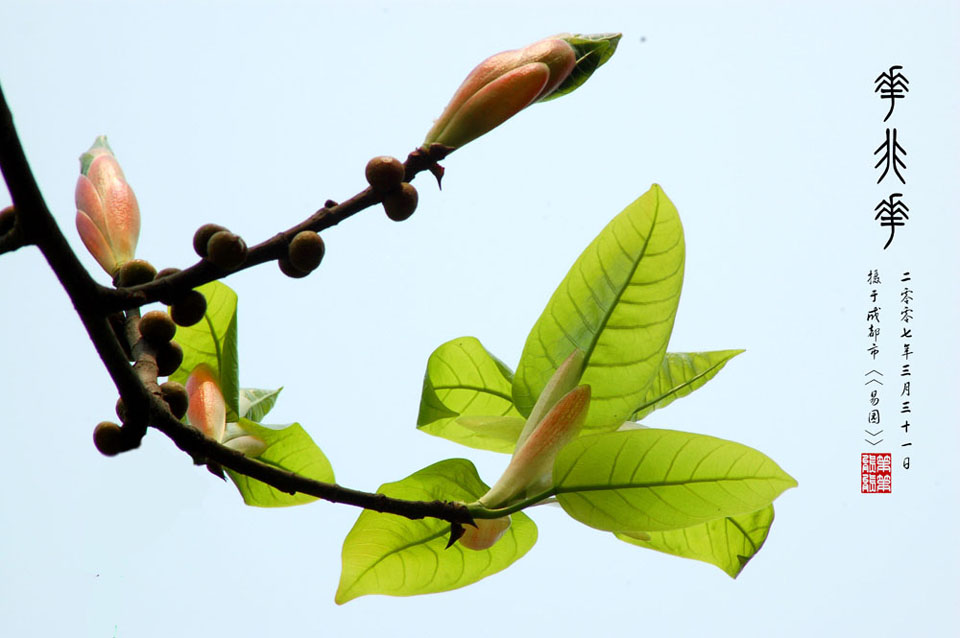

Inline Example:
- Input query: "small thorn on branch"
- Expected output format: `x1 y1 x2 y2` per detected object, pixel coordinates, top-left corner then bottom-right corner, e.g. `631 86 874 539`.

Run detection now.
446 522 466 548
206 461 226 480
404 144 453 188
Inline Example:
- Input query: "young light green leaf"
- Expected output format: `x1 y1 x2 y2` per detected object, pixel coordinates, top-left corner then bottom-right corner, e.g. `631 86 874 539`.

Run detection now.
239 387 283 422
615 505 775 578
418 337 526 453
225 418 334 507
540 33 622 102
336 458 537 604
451 415 527 450
630 350 744 421
513 185 685 432
169 281 240 419
554 429 796 532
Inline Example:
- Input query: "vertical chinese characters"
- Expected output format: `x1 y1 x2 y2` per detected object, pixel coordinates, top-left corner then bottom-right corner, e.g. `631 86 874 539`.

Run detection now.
873 66 910 249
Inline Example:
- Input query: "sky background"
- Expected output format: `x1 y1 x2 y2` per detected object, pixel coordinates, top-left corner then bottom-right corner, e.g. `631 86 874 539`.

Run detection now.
1 1 958 636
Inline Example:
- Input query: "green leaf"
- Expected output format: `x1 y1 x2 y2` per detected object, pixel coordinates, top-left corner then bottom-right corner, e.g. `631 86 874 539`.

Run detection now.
239 387 283 422
169 281 240 419
513 185 685 432
630 350 744 421
224 418 334 507
336 459 537 604
541 33 622 102
554 429 796 532
615 505 775 578
418 337 526 453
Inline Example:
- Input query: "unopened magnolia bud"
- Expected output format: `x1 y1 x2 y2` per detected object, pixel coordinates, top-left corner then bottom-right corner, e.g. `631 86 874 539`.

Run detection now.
288 231 325 273
365 156 405 193
423 34 619 151
517 349 585 449
160 381 189 419
383 183 418 222
117 259 156 287
459 516 512 551
186 364 226 442
193 223 227 257
138 310 176 345
206 230 247 270
0 205 15 235
170 290 207 327
75 136 140 276
481 384 591 508
156 340 184 377
93 421 126 456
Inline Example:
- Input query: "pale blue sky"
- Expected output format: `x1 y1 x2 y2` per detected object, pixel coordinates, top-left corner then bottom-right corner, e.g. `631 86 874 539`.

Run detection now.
1 2 958 636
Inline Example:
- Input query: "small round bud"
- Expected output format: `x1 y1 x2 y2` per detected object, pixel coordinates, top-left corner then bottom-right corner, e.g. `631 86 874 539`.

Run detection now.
278 256 309 279
324 199 338 209
156 340 184 377
170 290 207 327
193 223 227 257
206 230 247 270
287 231 325 274
115 397 127 423
155 267 181 279
138 310 177 345
160 381 189 419
93 421 126 456
117 259 157 287
0 205 16 235
382 183 418 222
365 156 405 193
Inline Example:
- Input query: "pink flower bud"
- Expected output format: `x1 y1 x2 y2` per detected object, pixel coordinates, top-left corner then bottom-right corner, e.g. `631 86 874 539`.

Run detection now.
185 364 226 443
480 384 591 508
423 37 576 150
459 516 512 551
75 136 140 276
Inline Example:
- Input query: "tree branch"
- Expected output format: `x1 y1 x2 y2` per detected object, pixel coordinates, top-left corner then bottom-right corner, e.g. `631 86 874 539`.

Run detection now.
0 80 471 527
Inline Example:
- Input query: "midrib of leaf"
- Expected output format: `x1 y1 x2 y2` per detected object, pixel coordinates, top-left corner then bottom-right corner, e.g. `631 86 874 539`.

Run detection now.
203 313 223 373
554 475 792 495
342 526 448 598
633 355 738 415
432 384 513 403
581 197 660 370
726 516 759 554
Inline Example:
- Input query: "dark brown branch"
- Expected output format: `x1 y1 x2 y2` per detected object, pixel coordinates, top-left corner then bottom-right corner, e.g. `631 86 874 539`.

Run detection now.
0 81 471 526
151 405 473 524
99 144 451 313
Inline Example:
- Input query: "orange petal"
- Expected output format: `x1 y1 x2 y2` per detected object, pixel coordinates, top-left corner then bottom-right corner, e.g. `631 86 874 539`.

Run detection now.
459 516 512 551
521 38 577 101
185 364 226 442
423 47 528 145
428 62 550 149
516 349 585 449
480 384 591 507
76 209 118 275
75 174 105 231
89 154 139 261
